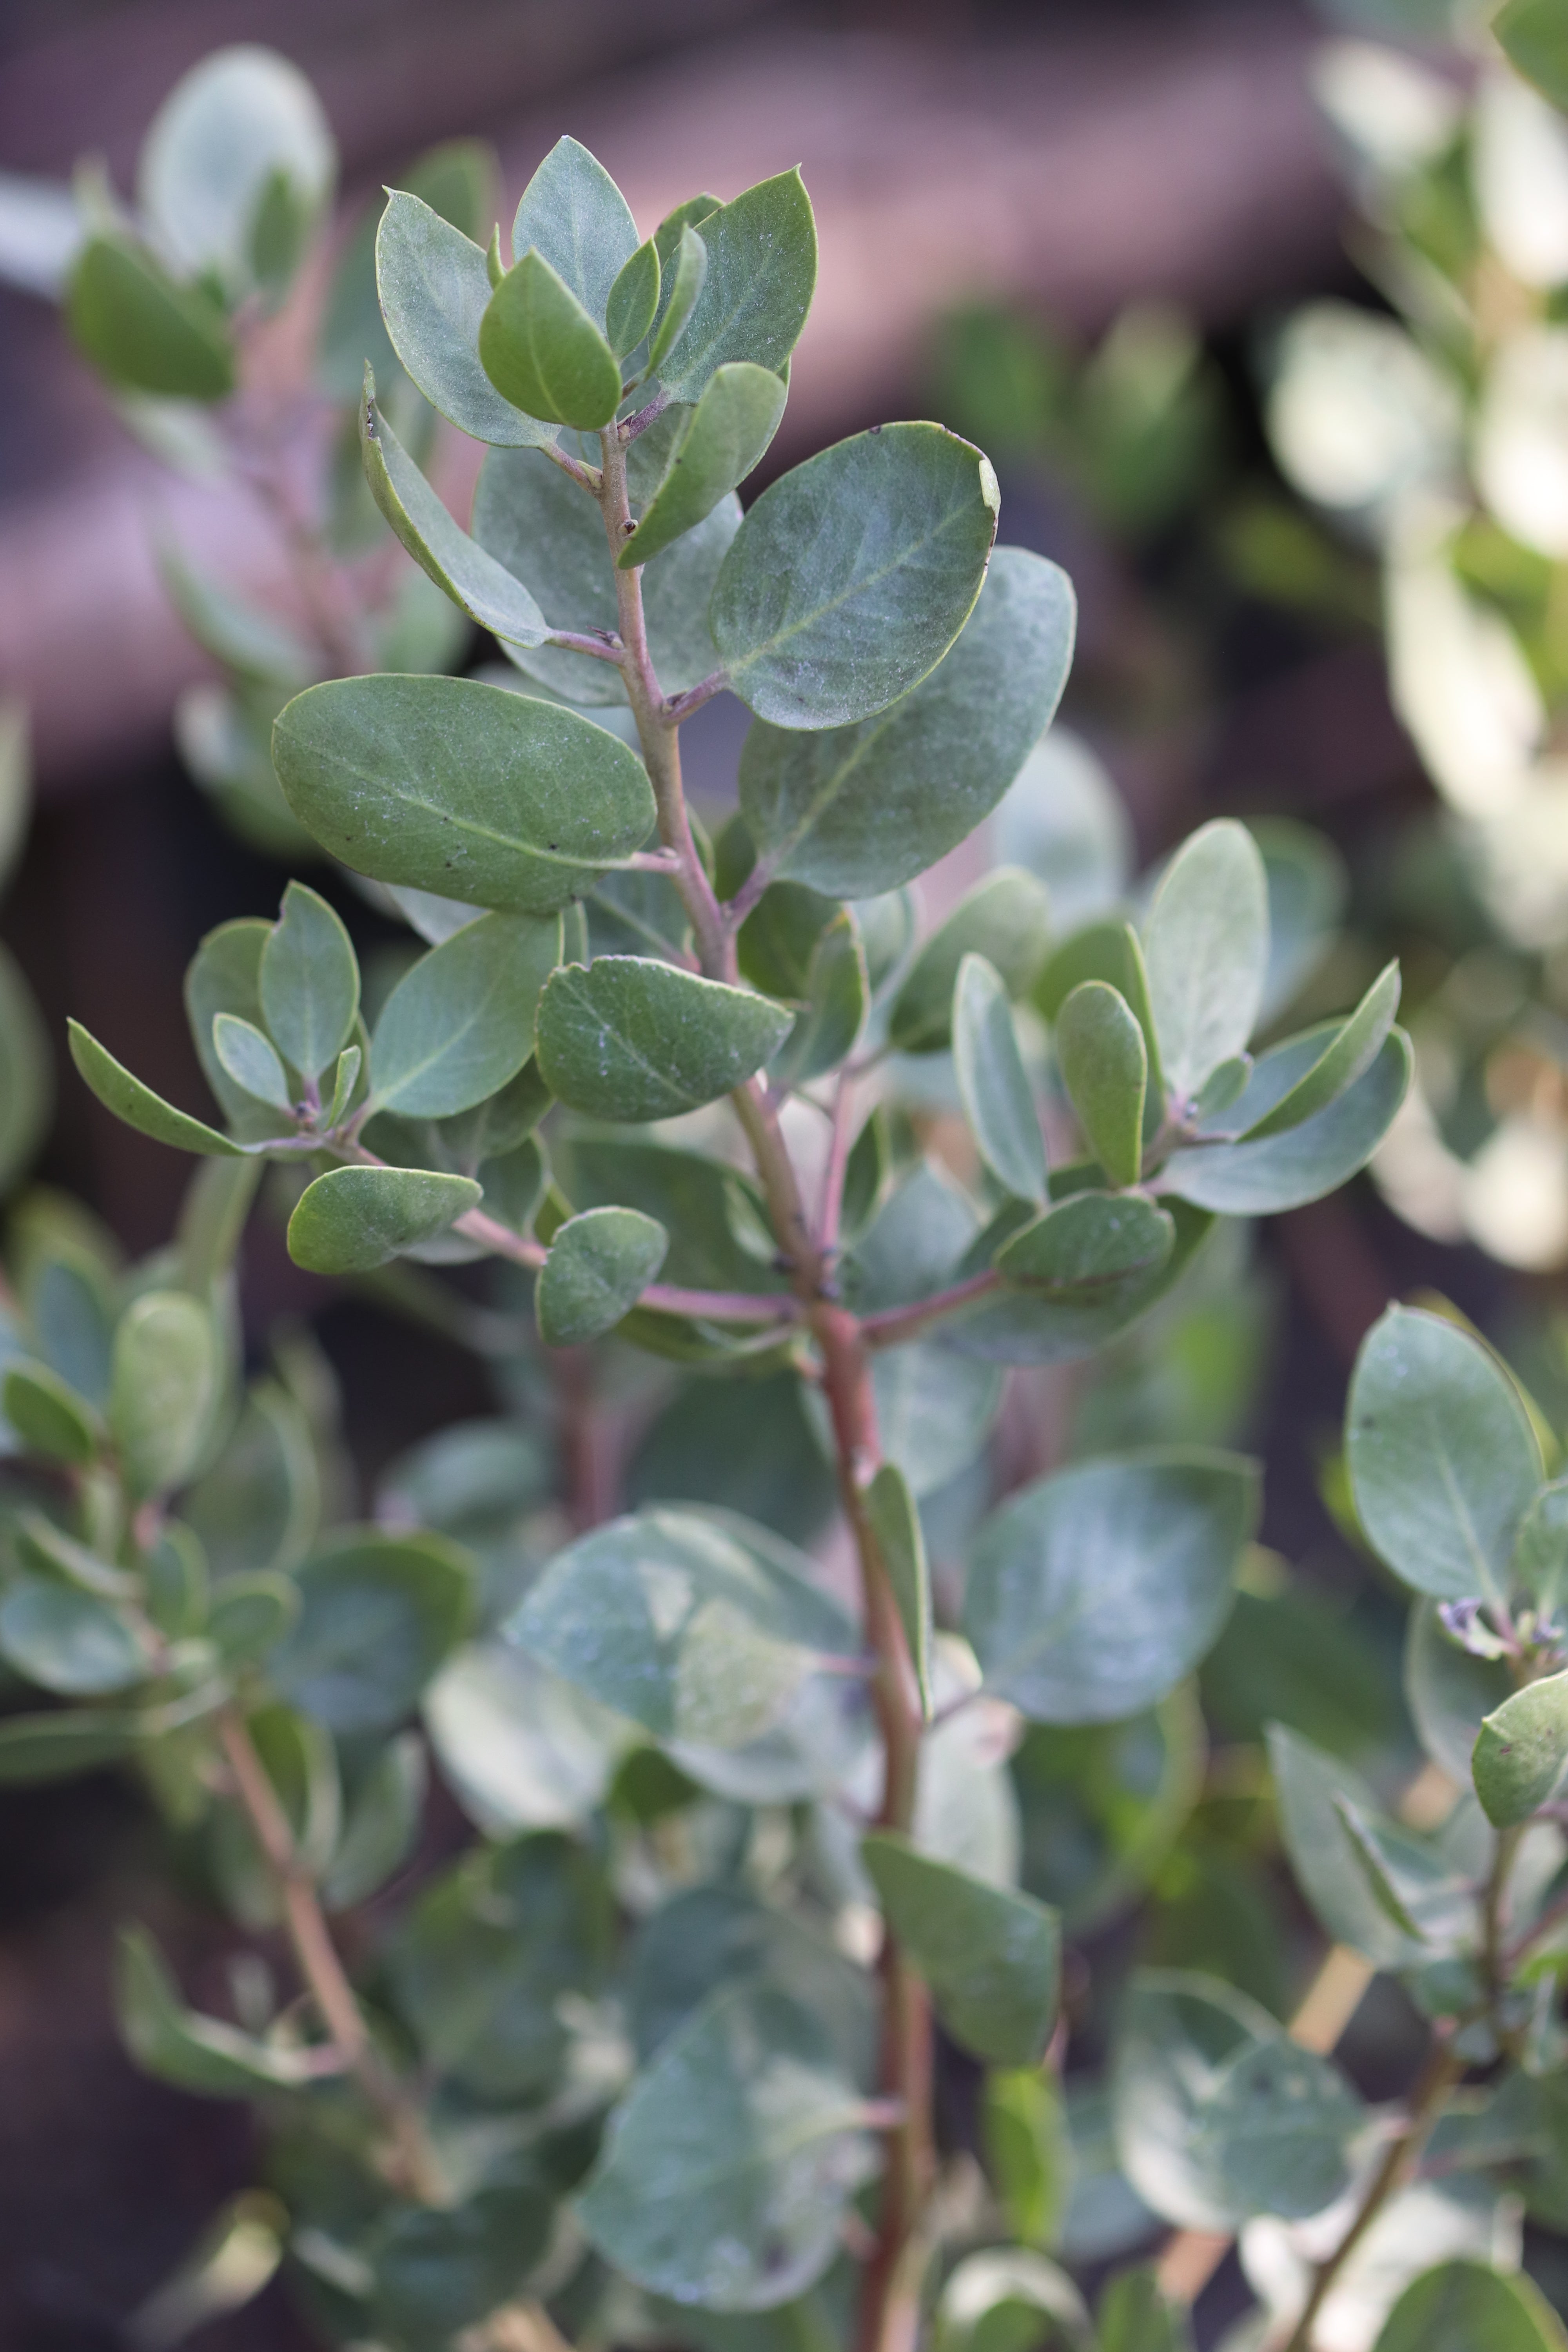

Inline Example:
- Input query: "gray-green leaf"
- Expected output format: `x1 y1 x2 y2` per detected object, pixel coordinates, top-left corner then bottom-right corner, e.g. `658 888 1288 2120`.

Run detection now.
607 236 660 358
953 953 1046 1202
370 911 561 1117
711 423 999 728
0 1578 146 1695
964 1450 1256 1723
1237 961 1401 1141
1473 1672 1568 1827
479 248 623 430
996 1192 1174 1295
738 548 1076 896
1056 982 1147 1189
862 1832 1060 2067
537 1206 669 1345
272 675 656 913
69 1021 244 1158
287 1165 481 1274
535 957 793 1121
1347 1305 1542 1604
864 1461 933 1718
258 880 359 1083
510 134 639 326
376 191 557 446
212 1015 292 1112
655 169 816 403
646 223 708 376
271 1529 472 1733
1142 821 1269 1105
109 1291 220 1499
1157 1029 1411 1214
575 1982 874 2312
621 363 787 568
888 870 1049 1054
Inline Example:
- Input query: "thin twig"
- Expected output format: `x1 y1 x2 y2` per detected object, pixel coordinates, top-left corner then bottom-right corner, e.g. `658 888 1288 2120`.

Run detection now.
543 628 624 665
662 668 729 724
860 1272 1001 1348
540 443 601 494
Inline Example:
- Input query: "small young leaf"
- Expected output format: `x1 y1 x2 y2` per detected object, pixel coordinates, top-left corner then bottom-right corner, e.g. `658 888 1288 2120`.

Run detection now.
1473 1672 1568 1827
370 911 562 1118
287 1165 481 1274
888 871 1049 1053
619 363 786 568
964 1450 1256 1723
1267 1726 1426 1968
1347 1305 1542 1604
771 911 868 1088
0 1577 147 1696
212 1014 292 1111
996 1193 1174 1294
537 1207 669 1346
1236 961 1401 1140
1142 821 1269 1105
863 1833 1060 2067
510 134 639 325
984 2067 1071 2252
953 953 1047 1203
1158 1030 1411 1214
479 249 623 430
575 1983 873 2312
646 221 708 374
1036 918 1164 1110
67 232 234 400
739 549 1076 897
1056 982 1147 1189
272 675 656 913
4 1360 99 1465
656 169 815 401
248 891 354 1083
535 957 793 1122
116 1924 321 2096
607 235 660 357
376 191 558 445
1372 2258 1568 2351
359 374 551 648
712 423 999 728
69 1021 244 1157
325 1043 361 1129
271 1529 472 1733
864 1461 933 1718
110 1292 220 1499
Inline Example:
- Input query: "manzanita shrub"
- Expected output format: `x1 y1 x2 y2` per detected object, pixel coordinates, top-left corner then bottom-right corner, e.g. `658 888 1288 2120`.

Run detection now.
15 54 1564 2352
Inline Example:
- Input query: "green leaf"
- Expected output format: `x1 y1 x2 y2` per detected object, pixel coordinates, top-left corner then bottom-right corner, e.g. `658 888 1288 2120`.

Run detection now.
607 235 660 358
944 1194 1213 1369
321 1730 426 1911
863 1832 1060 2066
647 222 708 375
936 2250 1090 2352
0 1708 139 1783
1347 1305 1542 1604
386 1829 608 2096
424 1638 631 1836
479 247 623 430
3 1359 98 1464
996 1193 1174 1295
143 1523 208 1639
66 232 234 400
864 1462 933 1718
655 169 814 401
0 941 51 1196
207 1570 299 1668
510 1504 858 1749
1372 2259 1568 2351
741 550 1076 897
212 1014 292 1111
1266 1725 1426 1967
1237 962 1401 1141
136 46 334 296
0 1577 146 1695
325 1044 361 1129
15 1512 136 1601
964 1450 1256 1722
954 953 1047 1203
1406 1598 1513 1782
889 871 1050 1054
1333 1795 1474 1951
370 911 561 1117
1111 1970 1362 2230
287 1165 480 1274
537 1206 669 1345
156 540 314 686
109 1292 220 1499
984 2067 1071 2251
1158 1029 1412 1214
68 1021 243 1157
1515 1481 1568 1621
367 2191 550 2345
474 443 738 704
1036 919 1164 1112
1056 982 1147 1188
376 191 557 445
318 138 499 397
1495 0 1568 113
1142 820 1269 1104
620 364 787 568
185 918 295 1143
575 1983 874 2311
272 674 655 912
1096 2266 1195 2352
1473 1672 1568 1826
184 1379 319 1579
359 376 550 650
535 956 793 1121
771 911 868 1088
713 423 1000 728
872 1345 1003 1500
272 1528 472 1733
510 134 639 325
115 1923 320 2096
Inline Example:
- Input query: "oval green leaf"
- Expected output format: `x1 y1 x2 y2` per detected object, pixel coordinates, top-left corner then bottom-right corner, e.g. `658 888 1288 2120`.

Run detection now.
537 1206 669 1346
287 1164 481 1274
620 363 787 569
655 168 816 403
535 957 793 1122
376 191 557 445
479 247 623 430
370 911 562 1118
863 1832 1060 2068
1056 981 1148 1189
270 1528 473 1733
